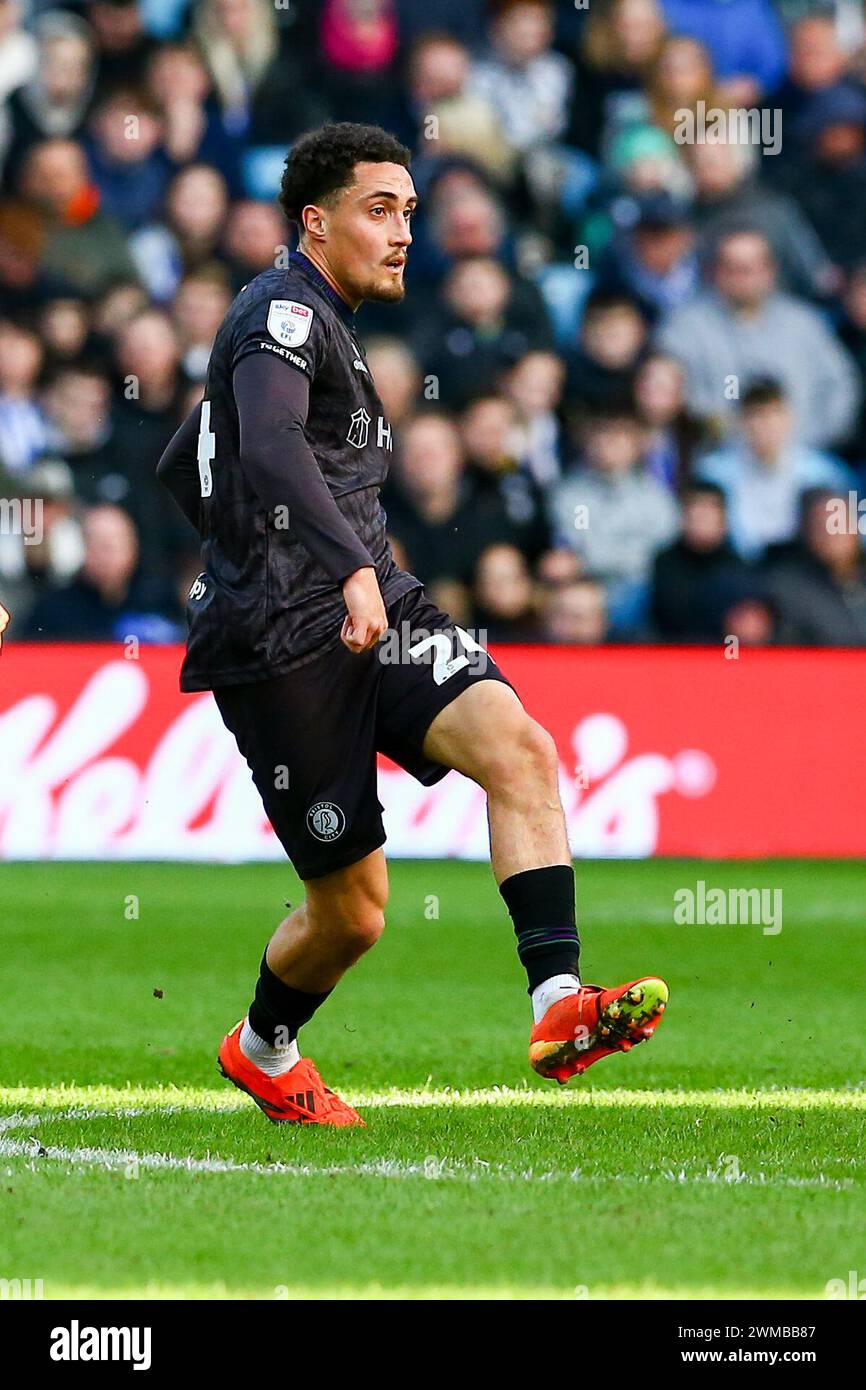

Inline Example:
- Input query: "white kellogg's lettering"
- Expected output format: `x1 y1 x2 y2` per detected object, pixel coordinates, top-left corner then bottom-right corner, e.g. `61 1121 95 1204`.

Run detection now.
0 664 255 858
565 714 715 858
376 713 716 861
0 662 715 861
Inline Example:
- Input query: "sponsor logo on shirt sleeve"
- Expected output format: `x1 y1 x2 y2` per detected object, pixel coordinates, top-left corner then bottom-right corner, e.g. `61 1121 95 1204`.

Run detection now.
267 299 314 348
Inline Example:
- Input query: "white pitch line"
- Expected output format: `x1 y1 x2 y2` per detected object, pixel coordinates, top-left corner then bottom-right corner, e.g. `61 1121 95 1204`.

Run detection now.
0 1112 855 1189
2 1083 865 1111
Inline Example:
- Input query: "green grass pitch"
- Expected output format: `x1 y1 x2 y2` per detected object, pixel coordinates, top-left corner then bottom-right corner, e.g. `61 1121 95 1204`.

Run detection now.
2 858 865 1300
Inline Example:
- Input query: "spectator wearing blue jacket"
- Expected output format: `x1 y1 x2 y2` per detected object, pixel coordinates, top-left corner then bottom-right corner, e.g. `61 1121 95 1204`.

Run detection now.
659 0 787 101
696 378 857 559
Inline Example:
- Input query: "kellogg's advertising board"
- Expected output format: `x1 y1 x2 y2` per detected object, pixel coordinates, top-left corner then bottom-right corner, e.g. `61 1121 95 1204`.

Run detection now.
1 643 864 861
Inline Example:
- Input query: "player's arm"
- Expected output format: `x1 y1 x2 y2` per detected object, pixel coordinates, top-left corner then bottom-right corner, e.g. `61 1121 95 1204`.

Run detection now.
156 401 204 533
233 351 387 653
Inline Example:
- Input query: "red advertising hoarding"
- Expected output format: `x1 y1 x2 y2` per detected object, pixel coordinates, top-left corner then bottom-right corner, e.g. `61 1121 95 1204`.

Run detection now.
0 643 863 860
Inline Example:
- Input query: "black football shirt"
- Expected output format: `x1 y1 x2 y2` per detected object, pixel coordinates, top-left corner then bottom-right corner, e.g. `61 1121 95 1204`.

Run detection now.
179 251 420 691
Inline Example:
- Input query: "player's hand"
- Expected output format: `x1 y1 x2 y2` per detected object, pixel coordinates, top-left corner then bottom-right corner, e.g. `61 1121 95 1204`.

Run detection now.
341 567 388 654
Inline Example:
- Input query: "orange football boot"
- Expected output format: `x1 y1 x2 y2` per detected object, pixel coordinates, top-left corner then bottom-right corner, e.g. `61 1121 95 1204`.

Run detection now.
218 1020 365 1126
529 976 669 1084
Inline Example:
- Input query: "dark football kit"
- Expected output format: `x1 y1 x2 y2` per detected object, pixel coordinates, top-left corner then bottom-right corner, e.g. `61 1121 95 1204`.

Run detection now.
158 250 514 878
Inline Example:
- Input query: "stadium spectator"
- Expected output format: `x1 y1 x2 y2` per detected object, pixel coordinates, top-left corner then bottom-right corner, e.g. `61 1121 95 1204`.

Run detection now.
22 501 180 640
86 86 173 230
657 0 786 103
383 411 512 610
563 289 648 419
577 123 691 268
500 348 567 487
0 456 84 628
221 198 287 288
396 32 514 187
318 0 399 127
2 0 866 653
0 316 47 473
425 176 509 268
91 278 149 340
42 359 116 492
470 541 542 642
364 337 423 428
548 403 678 631
131 163 231 302
768 488 866 645
696 378 855 560
170 266 233 380
143 41 242 193
2 11 95 186
17 136 136 294
633 349 707 490
539 576 610 644
837 263 866 471
459 392 551 561
535 545 583 588
650 479 750 640
110 307 197 574
644 33 720 140
593 190 699 323
686 138 837 301
87 0 158 92
410 254 552 408
720 580 778 646
656 229 861 448
469 0 574 155
36 297 92 368
0 0 37 150
768 12 861 141
566 0 666 158
771 85 866 273
192 0 325 146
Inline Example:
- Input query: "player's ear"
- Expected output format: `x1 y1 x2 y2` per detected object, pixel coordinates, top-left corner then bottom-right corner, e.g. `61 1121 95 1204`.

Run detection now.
302 204 327 242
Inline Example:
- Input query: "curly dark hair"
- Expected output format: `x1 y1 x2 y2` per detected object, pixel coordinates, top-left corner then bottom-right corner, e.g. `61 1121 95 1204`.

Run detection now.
278 122 412 226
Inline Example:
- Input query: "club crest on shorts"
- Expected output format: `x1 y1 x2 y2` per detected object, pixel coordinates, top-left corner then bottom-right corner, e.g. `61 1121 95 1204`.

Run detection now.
267 299 313 347
307 801 345 842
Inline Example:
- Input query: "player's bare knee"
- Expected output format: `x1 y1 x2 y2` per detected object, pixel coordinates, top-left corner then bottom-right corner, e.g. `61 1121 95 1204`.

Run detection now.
336 902 386 958
482 717 559 800
521 720 560 793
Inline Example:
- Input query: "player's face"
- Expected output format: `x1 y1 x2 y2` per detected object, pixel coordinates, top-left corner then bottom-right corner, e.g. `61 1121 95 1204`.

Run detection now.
328 162 416 305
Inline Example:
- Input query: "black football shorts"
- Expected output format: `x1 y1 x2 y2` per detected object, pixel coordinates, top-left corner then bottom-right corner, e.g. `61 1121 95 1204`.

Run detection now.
213 586 517 879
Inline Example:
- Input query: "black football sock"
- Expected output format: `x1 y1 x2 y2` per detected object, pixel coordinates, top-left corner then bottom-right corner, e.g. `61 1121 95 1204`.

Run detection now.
247 951 332 1045
499 864 580 993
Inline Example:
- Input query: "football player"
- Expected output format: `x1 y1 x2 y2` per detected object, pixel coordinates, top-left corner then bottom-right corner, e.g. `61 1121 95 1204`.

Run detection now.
157 122 668 1126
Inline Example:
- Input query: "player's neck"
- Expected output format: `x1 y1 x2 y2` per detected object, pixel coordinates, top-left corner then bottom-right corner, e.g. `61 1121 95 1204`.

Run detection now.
294 245 360 314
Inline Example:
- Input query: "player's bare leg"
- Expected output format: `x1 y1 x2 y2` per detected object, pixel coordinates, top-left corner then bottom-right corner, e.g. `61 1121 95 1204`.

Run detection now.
421 680 669 1082
217 853 387 1126
266 850 388 991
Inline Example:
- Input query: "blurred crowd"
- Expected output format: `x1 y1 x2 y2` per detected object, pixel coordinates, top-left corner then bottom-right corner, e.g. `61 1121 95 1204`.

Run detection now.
3 0 866 649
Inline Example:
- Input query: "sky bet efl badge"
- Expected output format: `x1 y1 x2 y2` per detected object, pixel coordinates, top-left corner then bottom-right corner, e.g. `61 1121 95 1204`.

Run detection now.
267 299 313 347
